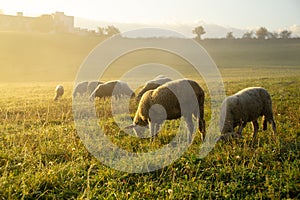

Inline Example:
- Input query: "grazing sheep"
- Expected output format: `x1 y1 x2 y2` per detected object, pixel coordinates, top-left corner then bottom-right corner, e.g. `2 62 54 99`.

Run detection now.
73 81 88 98
89 80 134 100
126 79 206 140
54 85 64 101
87 81 103 95
136 75 172 102
217 87 276 141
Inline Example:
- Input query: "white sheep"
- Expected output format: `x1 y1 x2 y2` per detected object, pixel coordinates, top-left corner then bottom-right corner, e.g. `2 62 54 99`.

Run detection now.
73 81 89 98
135 75 172 102
126 79 206 140
54 85 64 101
217 87 276 141
89 80 134 100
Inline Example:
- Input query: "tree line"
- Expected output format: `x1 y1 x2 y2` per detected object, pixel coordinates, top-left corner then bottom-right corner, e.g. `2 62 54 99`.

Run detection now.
192 26 295 40
104 25 295 40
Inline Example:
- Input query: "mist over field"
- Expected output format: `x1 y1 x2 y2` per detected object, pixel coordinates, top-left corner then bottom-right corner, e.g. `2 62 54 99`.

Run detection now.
1 31 300 82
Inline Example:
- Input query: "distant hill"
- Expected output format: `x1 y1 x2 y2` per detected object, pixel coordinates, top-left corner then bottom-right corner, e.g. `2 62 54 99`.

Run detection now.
199 38 300 68
0 31 299 82
74 17 247 38
0 32 104 82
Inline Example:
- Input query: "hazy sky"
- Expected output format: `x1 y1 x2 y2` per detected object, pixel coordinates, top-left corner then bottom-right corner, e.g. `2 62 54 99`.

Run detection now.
0 0 299 31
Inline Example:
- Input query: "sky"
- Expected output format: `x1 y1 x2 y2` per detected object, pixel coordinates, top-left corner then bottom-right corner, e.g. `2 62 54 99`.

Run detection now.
1 0 300 37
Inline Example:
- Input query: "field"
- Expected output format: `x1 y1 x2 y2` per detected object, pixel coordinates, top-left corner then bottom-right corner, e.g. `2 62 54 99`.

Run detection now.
0 32 300 199
1 32 300 82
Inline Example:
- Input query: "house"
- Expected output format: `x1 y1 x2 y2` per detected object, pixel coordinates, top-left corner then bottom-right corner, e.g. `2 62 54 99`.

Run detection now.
0 11 74 33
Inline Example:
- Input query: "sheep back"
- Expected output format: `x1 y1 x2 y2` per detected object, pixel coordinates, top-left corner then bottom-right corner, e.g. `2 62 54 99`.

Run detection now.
136 76 172 101
92 80 134 98
134 79 205 125
87 81 103 95
73 81 88 97
221 87 274 134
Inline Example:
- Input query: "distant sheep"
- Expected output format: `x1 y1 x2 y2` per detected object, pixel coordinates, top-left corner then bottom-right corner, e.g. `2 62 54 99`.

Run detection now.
54 85 64 101
126 79 206 140
217 87 276 141
136 75 172 102
73 81 88 98
89 80 134 100
87 81 103 95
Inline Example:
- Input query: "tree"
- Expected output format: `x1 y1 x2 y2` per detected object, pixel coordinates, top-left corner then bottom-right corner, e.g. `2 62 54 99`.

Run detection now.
242 31 254 39
256 27 269 39
106 25 120 36
226 32 235 39
192 26 206 41
97 27 105 36
279 30 292 39
97 26 120 37
268 31 279 39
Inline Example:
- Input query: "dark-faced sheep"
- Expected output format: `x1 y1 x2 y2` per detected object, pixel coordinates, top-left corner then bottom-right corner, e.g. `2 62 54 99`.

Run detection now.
54 85 64 101
89 80 134 100
73 81 88 98
126 79 206 140
217 87 276 141
135 75 172 102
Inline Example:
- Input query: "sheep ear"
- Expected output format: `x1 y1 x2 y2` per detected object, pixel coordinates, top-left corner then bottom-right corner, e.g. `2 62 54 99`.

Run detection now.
124 124 136 129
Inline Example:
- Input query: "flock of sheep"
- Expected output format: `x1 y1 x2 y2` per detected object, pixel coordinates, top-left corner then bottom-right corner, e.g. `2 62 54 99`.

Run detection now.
54 75 277 141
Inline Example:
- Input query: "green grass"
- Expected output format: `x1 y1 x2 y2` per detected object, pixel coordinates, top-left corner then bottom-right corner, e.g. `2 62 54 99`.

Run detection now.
0 32 299 199
0 71 299 199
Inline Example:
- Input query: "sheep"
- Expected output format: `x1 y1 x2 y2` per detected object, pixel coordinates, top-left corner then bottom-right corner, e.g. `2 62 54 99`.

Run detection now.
73 81 88 98
135 75 172 102
89 80 134 100
126 79 206 140
54 85 64 101
87 81 103 95
217 87 276 141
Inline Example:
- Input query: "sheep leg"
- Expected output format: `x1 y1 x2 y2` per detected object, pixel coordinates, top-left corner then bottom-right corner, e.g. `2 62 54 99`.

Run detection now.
196 114 205 140
193 109 205 140
252 120 259 138
263 116 268 130
198 108 206 134
149 121 161 138
149 121 156 137
154 123 161 135
199 119 206 140
270 119 277 134
264 113 277 134
237 121 247 137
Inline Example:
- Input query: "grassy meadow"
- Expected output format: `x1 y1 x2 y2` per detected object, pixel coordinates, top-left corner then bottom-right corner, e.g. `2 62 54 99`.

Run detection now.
0 32 300 199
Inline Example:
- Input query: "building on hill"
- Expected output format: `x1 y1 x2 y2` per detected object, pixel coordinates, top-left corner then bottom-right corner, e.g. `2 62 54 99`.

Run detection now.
0 11 74 33
0 12 34 31
52 11 74 33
